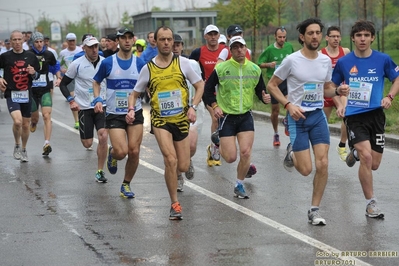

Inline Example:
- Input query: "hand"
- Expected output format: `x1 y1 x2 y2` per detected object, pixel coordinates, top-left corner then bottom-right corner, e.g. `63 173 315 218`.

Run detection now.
213 106 224 119
94 102 103 113
287 104 306 121
269 61 276 68
262 91 271 104
54 78 61 87
69 101 80 111
187 107 197 123
336 105 345 118
27 64 35 75
381 97 393 109
0 78 7 91
125 110 136 124
338 84 349 96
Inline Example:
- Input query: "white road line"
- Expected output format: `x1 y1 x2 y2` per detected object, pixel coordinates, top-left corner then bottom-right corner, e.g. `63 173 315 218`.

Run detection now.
51 116 372 266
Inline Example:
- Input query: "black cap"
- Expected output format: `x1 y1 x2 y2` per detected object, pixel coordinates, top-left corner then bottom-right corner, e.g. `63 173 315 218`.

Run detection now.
173 34 183 43
106 33 117 42
116 27 134 36
226 25 243 36
4 39 10 44
43 35 50 40
82 33 94 42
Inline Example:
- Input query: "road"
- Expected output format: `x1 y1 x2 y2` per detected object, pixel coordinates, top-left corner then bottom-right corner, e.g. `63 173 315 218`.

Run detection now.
1 90 399 266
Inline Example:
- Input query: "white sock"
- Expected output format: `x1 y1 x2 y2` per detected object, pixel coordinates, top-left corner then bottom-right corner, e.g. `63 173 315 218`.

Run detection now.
366 198 376 205
354 149 359 159
310 206 319 211
235 179 243 186
44 140 50 146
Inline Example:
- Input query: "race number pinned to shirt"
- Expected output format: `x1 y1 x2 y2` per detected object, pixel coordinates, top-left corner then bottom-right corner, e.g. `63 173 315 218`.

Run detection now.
32 74 47 88
158 89 183 117
11 90 29 103
300 83 323 108
347 81 373 108
115 91 129 113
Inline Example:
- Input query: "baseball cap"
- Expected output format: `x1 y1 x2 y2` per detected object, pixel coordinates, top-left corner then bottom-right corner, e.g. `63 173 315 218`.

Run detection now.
218 34 227 44
227 25 243 36
173 34 183 43
66 33 77 41
229 36 246 48
81 33 93 42
31 32 44 42
106 33 117 42
4 39 10 44
117 27 134 36
204 24 219 35
83 36 99 47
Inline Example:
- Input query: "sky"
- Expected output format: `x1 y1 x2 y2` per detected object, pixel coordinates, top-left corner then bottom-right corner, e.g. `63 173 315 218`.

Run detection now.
0 0 213 35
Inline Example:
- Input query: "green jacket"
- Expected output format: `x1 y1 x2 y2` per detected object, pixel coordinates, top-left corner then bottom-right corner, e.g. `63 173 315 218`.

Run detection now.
215 58 261 114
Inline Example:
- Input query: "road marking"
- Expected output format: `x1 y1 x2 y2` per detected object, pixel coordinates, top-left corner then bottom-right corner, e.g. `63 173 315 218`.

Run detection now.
51 116 372 266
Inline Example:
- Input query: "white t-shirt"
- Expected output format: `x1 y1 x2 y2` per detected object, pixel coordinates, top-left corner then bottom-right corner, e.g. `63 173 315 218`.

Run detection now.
58 46 83 71
65 55 106 110
188 59 204 129
217 47 252 61
274 50 332 112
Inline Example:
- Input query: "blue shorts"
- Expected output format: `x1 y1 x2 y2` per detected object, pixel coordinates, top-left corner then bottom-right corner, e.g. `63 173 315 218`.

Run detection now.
288 108 330 152
218 111 254 137
6 97 32 118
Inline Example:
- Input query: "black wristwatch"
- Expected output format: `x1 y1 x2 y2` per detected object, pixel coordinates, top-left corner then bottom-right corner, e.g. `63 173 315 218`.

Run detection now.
190 104 197 111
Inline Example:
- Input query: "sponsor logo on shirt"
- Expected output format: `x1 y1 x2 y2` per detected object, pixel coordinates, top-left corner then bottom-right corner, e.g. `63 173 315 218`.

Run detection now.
349 65 358 76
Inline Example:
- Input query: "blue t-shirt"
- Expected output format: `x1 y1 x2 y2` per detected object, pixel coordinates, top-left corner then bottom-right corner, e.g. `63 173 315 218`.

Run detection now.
332 50 399 116
140 45 158 63
93 55 145 83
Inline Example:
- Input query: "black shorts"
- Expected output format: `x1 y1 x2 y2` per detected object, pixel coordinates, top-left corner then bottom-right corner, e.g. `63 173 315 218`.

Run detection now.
106 109 144 129
154 121 189 142
6 97 32 118
344 108 385 153
271 79 288 105
218 111 254 137
78 108 106 139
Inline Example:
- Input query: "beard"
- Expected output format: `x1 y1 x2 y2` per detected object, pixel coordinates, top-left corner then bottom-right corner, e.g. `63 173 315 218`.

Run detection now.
304 41 320 51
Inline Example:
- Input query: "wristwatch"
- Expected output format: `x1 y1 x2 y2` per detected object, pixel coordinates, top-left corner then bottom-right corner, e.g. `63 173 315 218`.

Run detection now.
190 105 197 111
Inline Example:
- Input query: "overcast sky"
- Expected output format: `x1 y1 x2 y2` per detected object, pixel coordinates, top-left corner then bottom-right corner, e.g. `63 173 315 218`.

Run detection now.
0 0 213 34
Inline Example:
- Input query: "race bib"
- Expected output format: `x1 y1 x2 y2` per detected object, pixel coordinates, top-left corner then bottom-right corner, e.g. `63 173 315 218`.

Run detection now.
300 83 323 108
32 74 47 87
347 81 373 108
158 89 183 117
115 91 129 113
11 90 29 103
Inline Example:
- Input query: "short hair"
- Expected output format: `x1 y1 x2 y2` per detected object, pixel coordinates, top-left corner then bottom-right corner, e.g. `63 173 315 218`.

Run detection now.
326 26 341 36
147 31 154 39
154 26 173 41
274 26 286 35
296 18 324 45
350 20 375 38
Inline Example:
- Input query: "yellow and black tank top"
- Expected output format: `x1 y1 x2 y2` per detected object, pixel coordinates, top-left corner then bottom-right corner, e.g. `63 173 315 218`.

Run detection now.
147 55 190 127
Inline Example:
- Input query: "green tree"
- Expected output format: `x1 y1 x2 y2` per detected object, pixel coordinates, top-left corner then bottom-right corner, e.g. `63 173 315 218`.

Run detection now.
36 14 52 36
120 11 133 28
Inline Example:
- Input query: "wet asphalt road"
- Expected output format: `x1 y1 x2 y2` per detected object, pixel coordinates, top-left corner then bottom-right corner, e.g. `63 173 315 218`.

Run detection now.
1 90 399 266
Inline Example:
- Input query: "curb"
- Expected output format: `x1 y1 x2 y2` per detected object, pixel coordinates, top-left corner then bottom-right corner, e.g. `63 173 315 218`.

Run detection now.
252 110 399 149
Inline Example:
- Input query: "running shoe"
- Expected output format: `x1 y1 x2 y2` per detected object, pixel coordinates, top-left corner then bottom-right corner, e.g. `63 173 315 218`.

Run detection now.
185 159 195 180
365 200 384 218
169 202 183 220
283 143 294 172
42 144 52 156
245 163 257 178
346 148 358 167
30 123 37 133
282 116 289 136
74 122 79 129
336 145 348 161
212 145 221 166
107 146 118 174
234 183 249 199
206 145 214 167
20 149 29 162
120 183 135 198
308 208 326 225
177 174 184 192
95 170 108 183
211 130 219 145
273 133 280 146
13 145 22 160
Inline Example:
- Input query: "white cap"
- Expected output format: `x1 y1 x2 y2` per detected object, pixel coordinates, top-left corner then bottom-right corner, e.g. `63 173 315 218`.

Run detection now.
218 34 227 44
229 36 246 48
204 24 219 35
66 33 77 40
83 36 99 47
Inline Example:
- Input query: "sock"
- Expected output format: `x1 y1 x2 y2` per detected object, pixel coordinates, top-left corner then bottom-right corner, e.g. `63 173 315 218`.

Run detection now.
353 149 359 159
15 144 20 148
97 169 103 173
366 198 376 205
338 142 346 148
22 148 26 152
275 132 278 135
310 206 319 211
123 180 130 184
235 179 243 186
44 140 50 146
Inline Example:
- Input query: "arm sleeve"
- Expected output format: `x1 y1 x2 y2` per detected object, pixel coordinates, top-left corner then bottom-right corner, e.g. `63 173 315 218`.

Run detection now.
59 75 74 99
255 73 267 103
203 69 219 107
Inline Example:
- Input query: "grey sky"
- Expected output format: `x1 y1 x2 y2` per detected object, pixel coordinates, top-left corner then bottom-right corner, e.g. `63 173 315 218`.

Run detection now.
0 0 211 34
